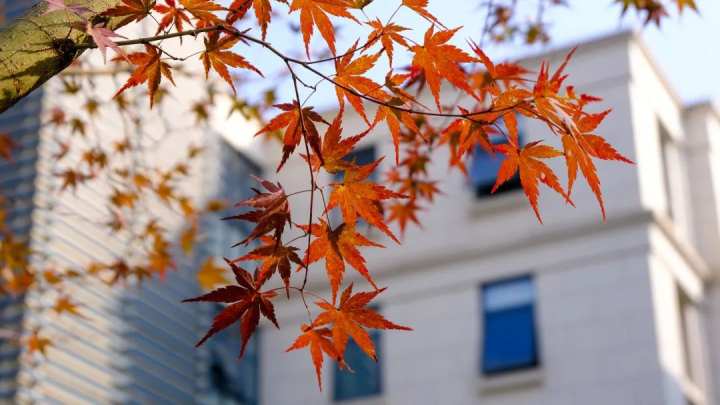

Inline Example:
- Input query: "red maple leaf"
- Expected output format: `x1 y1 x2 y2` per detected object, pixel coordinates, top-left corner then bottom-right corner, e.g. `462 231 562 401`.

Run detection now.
184 260 279 356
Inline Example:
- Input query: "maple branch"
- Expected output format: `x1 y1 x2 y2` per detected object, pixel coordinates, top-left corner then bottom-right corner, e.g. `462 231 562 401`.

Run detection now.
74 26 223 50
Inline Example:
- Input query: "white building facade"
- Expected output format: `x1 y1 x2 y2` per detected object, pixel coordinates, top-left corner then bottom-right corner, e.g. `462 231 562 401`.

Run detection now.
254 32 720 405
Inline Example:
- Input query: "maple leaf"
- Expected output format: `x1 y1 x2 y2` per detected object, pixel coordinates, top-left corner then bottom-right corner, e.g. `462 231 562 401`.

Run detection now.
469 42 529 99
676 0 697 13
560 111 632 219
27 330 51 356
228 0 273 39
313 284 411 362
184 260 279 355
492 140 570 223
387 200 421 235
286 324 341 390
224 176 292 244
327 160 406 243
179 0 224 26
154 0 191 33
197 257 229 290
86 22 127 63
289 0 358 57
201 32 262 94
374 102 419 165
53 296 83 317
440 110 496 174
43 270 63 285
0 133 15 161
401 0 444 27
334 44 385 124
104 0 156 27
115 46 175 107
180 223 197 254
410 27 477 110
300 219 383 302
233 236 303 295
255 102 328 170
366 19 409 67
305 110 368 173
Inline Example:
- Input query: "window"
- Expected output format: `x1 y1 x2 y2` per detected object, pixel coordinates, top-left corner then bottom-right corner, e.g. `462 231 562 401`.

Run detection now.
206 144 261 256
481 276 539 375
333 145 377 182
470 135 522 198
658 121 676 220
207 306 260 405
678 286 704 388
333 327 382 401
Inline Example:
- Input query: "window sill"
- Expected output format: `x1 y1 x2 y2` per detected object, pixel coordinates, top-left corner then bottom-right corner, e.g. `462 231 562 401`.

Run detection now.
468 189 526 219
477 368 543 396
333 396 385 405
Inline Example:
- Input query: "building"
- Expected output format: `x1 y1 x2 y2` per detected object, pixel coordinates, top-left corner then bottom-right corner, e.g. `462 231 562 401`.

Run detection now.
1 3 719 404
0 1 264 403
257 31 720 405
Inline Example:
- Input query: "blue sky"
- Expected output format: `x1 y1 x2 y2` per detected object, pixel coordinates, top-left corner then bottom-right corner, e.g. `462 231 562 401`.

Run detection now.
237 1 719 107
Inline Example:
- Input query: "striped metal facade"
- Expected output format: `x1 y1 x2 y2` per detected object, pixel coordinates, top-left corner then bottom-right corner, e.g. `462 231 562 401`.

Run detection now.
0 1 260 401
0 1 43 401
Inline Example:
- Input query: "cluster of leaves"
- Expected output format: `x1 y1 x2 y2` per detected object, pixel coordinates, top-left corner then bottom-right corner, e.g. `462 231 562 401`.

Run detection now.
617 0 697 25
1 0 693 386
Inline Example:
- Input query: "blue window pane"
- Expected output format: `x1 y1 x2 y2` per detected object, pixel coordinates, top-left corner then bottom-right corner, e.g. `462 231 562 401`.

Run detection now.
470 135 523 198
333 146 377 182
481 276 539 375
334 330 382 401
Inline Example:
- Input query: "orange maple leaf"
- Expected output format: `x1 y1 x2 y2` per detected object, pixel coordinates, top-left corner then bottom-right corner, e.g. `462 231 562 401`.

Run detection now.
115 45 175 107
53 296 83 317
334 44 385 124
228 0 273 39
410 26 477 110
197 257 229 290
387 200 421 235
440 110 497 174
300 219 383 302
153 0 191 33
184 260 279 356
104 0 156 27
401 0 444 27
327 160 406 243
493 140 571 223
289 0 358 57
201 32 262 93
286 324 341 391
469 42 529 100
366 19 409 67
179 0 224 26
255 102 328 170
313 284 411 362
27 330 51 356
305 110 369 173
